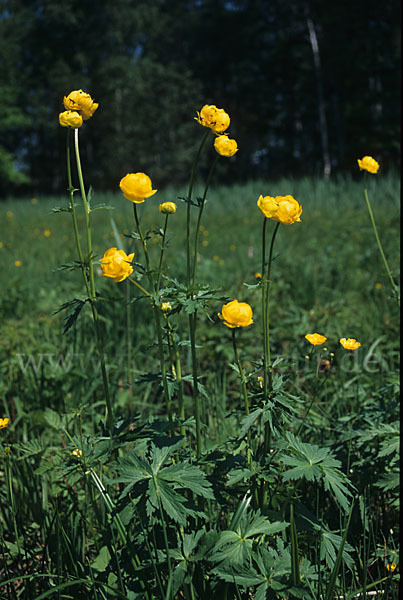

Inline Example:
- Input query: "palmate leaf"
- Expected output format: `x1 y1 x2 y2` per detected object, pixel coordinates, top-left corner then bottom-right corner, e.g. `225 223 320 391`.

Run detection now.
114 443 214 525
281 432 354 511
210 509 287 566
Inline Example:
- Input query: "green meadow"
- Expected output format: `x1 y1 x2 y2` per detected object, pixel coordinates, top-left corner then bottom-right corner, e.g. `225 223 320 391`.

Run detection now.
0 173 400 598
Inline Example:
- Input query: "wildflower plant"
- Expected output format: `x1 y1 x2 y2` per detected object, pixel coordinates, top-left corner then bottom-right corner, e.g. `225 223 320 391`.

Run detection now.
0 92 399 600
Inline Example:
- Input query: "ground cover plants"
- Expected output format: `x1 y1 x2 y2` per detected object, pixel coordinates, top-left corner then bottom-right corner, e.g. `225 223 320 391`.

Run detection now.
0 92 400 599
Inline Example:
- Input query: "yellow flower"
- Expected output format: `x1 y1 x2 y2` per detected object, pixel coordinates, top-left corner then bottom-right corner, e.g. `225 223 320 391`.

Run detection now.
72 448 82 458
31 197 38 204
255 272 262 279
0 242 3 248
0 418 10 429
161 302 172 312
357 156 379 174
119 173 157 204
305 333 327 346
63 89 98 120
340 338 361 350
100 248 134 282
387 563 397 572
159 202 177 214
257 194 302 225
44 229 51 237
195 104 230 134
218 299 253 328
14 260 22 267
59 110 83 128
214 135 238 157
375 282 382 289
212 108 231 133
202 240 209 246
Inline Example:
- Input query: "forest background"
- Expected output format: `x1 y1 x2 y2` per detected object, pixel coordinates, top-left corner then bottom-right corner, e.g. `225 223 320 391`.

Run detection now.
0 0 400 198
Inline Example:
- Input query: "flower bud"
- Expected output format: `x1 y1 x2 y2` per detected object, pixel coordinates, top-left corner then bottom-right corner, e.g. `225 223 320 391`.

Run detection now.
159 202 177 214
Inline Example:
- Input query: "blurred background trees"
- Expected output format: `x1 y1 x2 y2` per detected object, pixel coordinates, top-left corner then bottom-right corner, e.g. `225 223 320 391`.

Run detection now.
0 0 400 196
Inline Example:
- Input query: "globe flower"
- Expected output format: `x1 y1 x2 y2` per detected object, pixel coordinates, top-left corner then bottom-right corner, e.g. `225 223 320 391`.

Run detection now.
59 110 83 128
257 194 302 225
63 89 98 120
305 333 327 346
357 156 379 174
120 173 157 204
100 248 134 282
0 417 10 429
195 104 230 134
214 135 238 157
212 108 231 133
218 299 253 328
340 338 361 350
159 202 177 214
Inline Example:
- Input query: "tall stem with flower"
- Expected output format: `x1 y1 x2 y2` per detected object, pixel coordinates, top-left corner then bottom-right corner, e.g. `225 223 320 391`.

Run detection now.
188 106 236 457
60 90 114 432
257 193 302 508
219 300 254 468
357 156 399 307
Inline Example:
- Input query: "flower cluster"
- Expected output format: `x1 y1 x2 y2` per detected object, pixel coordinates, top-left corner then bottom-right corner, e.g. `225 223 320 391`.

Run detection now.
218 300 253 328
305 334 361 350
59 89 98 128
120 173 157 204
257 194 302 225
195 105 230 134
357 155 379 174
100 248 134 282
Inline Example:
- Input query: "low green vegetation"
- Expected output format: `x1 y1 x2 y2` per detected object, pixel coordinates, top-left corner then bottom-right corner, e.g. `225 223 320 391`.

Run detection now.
0 172 400 598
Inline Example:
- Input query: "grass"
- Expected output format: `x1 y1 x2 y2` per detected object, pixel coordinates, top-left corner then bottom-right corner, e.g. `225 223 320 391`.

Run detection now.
0 172 400 598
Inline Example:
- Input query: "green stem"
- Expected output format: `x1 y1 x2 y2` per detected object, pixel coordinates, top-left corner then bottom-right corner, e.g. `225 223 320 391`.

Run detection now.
364 188 399 306
157 214 169 293
74 128 95 300
132 204 172 422
189 311 201 456
261 218 268 396
164 315 185 435
186 129 211 288
192 155 218 286
232 329 253 474
126 281 132 401
66 130 90 298
232 329 249 417
260 220 280 509
264 221 280 391
73 129 113 432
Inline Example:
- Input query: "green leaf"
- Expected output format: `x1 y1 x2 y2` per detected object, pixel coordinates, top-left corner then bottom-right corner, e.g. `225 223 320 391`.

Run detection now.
91 546 111 572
